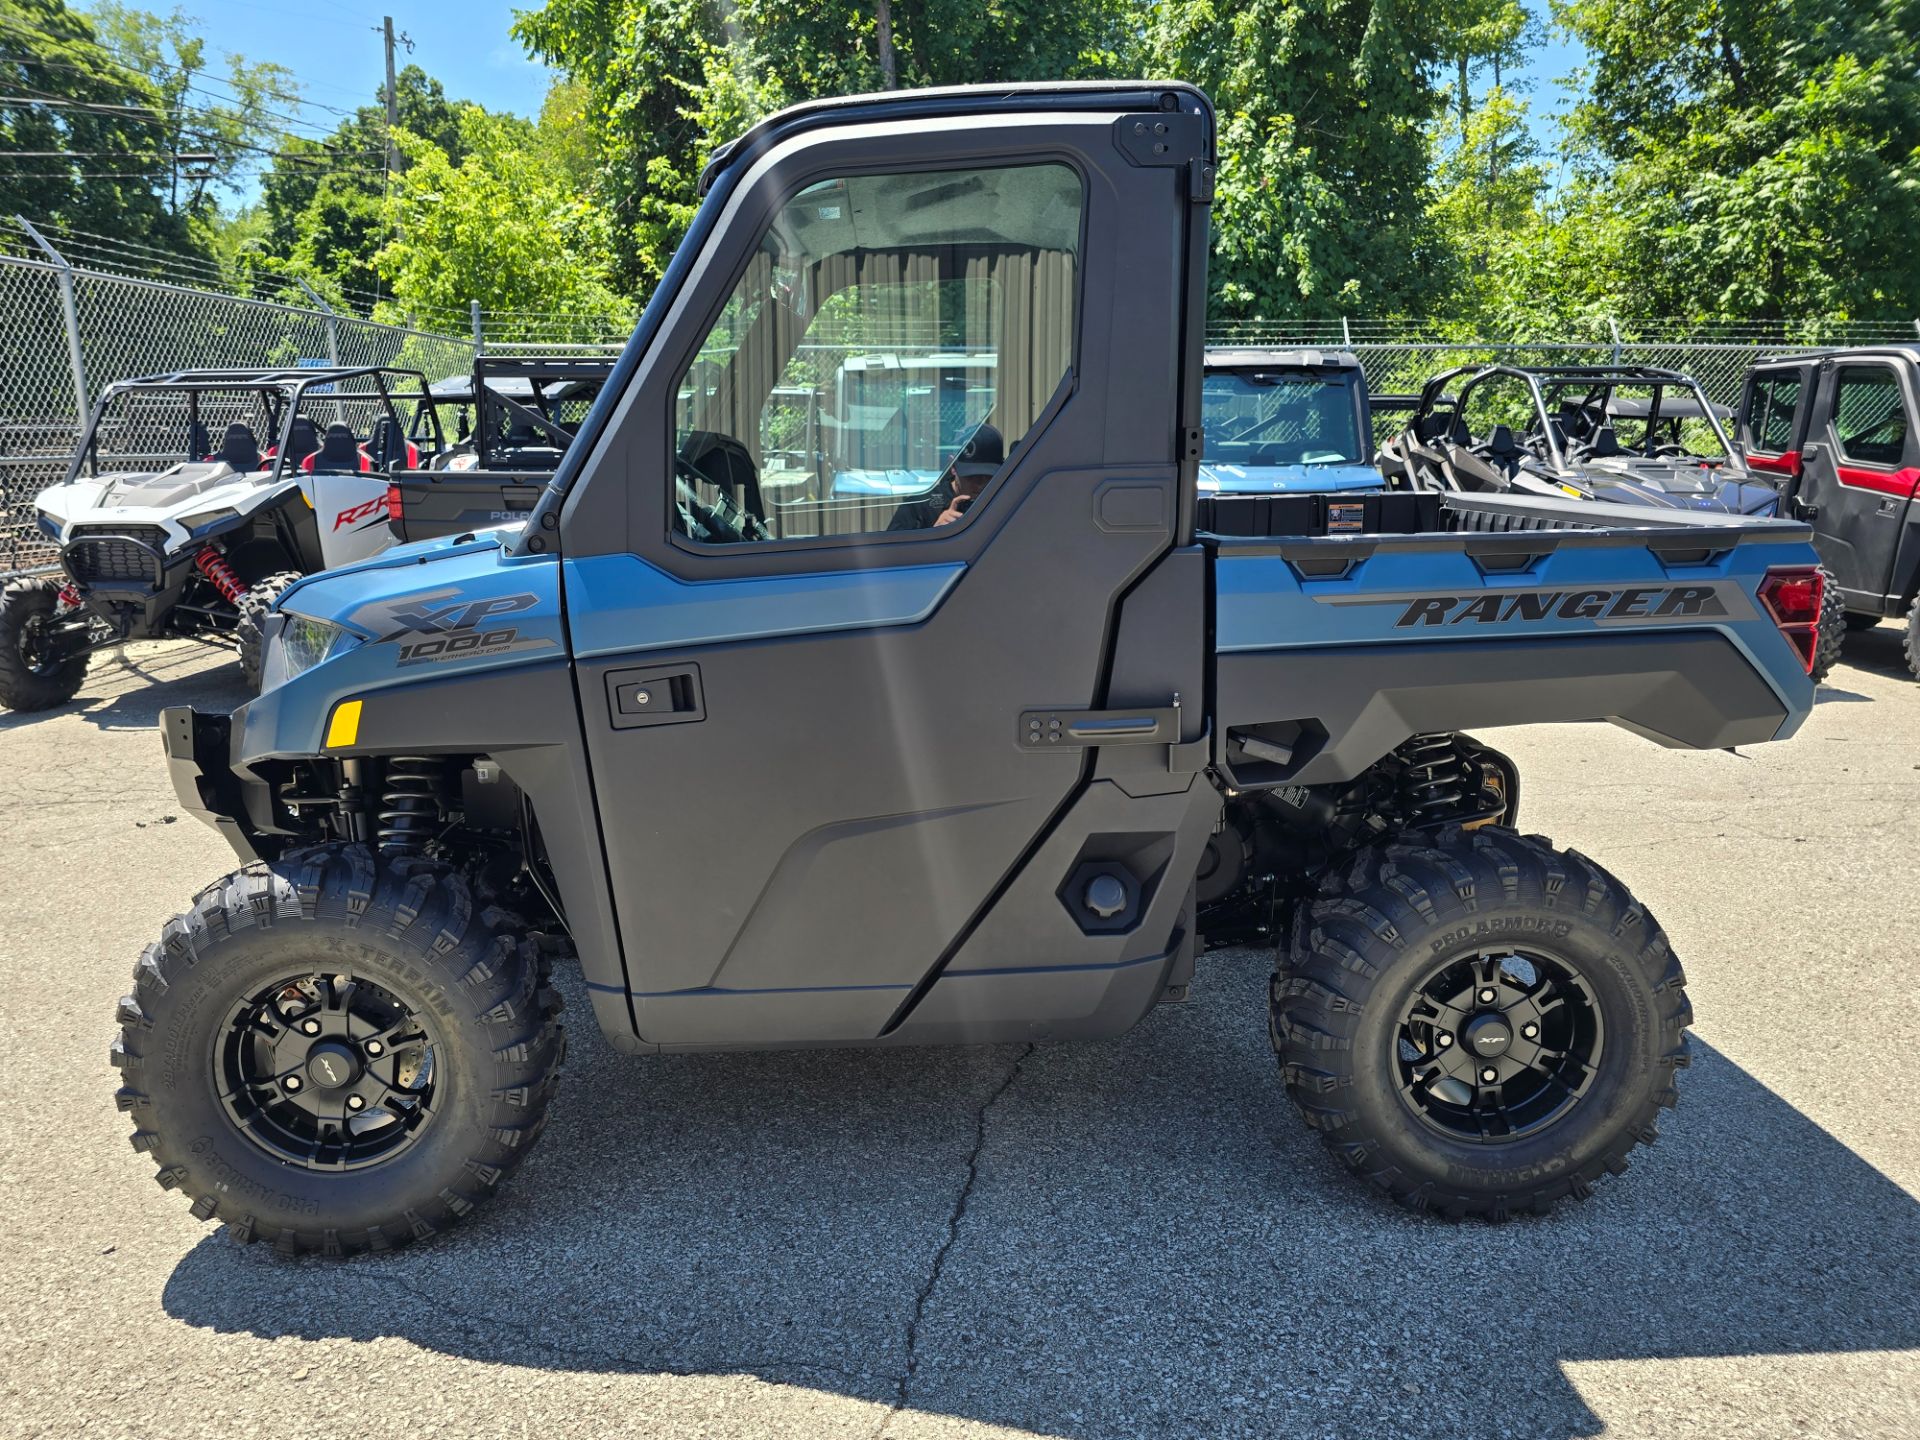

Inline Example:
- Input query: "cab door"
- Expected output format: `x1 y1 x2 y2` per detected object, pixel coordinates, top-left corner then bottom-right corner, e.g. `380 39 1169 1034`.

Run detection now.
556 94 1211 1048
1797 361 1920 608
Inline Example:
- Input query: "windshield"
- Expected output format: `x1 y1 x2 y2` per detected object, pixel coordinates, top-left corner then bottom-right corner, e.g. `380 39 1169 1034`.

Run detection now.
1203 371 1363 465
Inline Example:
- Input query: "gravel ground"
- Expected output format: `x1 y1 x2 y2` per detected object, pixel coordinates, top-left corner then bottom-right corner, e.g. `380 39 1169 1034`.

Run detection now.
2 632 1917 1439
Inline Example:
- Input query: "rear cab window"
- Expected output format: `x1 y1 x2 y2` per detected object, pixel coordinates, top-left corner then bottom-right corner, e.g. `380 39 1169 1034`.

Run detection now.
1746 372 1802 456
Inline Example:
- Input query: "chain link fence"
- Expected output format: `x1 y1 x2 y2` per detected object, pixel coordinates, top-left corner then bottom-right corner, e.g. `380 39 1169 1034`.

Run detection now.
1 243 474 578
8 250 1918 577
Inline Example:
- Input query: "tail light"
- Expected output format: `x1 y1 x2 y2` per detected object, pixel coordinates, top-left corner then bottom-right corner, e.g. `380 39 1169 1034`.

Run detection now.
385 483 404 525
1757 566 1823 674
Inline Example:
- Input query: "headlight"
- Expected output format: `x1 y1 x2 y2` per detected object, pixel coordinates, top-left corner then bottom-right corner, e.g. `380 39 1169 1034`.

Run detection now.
176 506 240 536
36 509 61 540
268 614 362 686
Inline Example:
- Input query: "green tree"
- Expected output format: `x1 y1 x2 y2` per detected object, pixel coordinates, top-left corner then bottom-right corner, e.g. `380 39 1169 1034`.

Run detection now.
511 0 1140 295
373 105 631 337
0 0 294 258
1553 0 1920 319
1149 0 1455 323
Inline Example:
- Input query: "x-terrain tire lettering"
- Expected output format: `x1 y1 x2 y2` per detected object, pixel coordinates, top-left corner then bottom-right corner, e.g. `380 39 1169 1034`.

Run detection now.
113 846 564 1256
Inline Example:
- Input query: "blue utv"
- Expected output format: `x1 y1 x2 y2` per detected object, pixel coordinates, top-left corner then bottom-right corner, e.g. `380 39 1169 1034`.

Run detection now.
117 84 1828 1254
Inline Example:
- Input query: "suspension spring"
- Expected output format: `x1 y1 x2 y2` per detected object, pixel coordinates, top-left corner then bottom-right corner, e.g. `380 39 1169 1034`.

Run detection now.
375 757 447 855
1398 733 1470 822
193 547 246 605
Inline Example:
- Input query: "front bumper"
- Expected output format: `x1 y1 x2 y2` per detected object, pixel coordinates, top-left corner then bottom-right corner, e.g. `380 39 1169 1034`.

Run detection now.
160 706 267 862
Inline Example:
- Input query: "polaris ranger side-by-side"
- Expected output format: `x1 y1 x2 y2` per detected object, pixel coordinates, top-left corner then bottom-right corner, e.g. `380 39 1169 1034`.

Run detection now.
3 367 445 709
1736 347 1920 676
122 84 1826 1255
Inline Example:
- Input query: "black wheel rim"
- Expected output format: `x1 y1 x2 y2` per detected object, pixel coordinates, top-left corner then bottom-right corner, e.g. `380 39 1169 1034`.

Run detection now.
1393 948 1604 1144
214 971 441 1170
18 612 64 676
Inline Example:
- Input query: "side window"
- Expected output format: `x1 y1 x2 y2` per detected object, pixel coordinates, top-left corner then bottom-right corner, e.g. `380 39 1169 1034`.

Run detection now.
1832 367 1910 466
1750 374 1801 453
672 163 1084 545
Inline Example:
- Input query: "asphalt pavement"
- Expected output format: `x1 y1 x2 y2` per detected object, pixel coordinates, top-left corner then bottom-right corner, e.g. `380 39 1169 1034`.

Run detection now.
2 632 1917 1439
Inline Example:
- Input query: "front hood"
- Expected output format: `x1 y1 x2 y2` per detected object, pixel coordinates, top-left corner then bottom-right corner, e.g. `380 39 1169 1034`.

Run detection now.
94 462 258 510
1198 461 1383 494
277 522 526 613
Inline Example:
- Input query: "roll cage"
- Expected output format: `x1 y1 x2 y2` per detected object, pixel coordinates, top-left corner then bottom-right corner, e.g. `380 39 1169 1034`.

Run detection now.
68 365 445 486
1413 364 1738 472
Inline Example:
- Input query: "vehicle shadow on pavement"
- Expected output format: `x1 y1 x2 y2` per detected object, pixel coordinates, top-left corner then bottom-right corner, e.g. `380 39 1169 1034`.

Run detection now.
161 957 1920 1439
1832 625 1915 685
0 646 248 735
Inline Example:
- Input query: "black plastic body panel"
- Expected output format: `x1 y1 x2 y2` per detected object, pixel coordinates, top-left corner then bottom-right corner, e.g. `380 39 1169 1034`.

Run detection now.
1215 633 1791 789
388 469 542 544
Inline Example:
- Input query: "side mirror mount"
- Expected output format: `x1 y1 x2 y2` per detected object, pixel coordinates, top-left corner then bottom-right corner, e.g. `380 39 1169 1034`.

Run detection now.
1799 442 1824 466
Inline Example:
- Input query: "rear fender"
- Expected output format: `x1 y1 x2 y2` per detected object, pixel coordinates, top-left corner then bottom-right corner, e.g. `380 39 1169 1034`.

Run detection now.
1212 531 1819 786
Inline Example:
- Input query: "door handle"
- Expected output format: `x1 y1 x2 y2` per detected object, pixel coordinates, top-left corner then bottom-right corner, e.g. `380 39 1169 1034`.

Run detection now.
605 663 705 730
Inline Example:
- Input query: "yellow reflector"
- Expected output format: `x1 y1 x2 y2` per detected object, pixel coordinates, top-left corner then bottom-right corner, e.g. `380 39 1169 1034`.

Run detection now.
325 699 363 748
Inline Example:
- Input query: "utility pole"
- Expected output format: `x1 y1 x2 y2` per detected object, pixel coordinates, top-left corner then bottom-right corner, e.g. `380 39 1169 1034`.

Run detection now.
382 16 401 176
875 0 896 89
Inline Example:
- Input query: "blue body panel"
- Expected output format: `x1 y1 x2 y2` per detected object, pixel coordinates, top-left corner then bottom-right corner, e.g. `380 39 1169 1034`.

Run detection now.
1214 534 1820 735
262 534 565 756
562 553 964 659
1198 461 1382 494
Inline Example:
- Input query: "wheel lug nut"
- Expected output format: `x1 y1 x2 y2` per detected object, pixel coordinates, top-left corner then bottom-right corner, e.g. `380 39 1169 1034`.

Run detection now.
301 1019 322 1035
366 1041 383 1057
1477 988 1496 1004
1480 1067 1498 1083
1522 1022 1539 1039
1436 1033 1453 1049
284 1075 302 1091
346 1095 365 1111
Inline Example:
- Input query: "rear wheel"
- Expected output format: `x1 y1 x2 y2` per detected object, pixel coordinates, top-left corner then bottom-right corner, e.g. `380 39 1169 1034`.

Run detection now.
114 846 564 1256
1272 827 1689 1218
0 576 91 712
1810 568 1846 684
1904 597 1920 682
235 570 303 691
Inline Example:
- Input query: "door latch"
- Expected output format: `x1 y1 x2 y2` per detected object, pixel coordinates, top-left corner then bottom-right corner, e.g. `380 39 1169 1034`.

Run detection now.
605 663 705 730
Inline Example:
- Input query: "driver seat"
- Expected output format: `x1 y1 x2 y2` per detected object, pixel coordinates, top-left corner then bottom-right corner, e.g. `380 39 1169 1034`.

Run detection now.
1485 424 1523 476
304 423 370 473
218 423 261 472
1589 424 1622 458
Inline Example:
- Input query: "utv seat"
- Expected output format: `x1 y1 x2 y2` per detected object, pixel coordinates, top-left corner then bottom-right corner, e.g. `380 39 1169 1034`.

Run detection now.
1483 424 1523 476
268 416 320 469
367 416 419 471
218 423 261 472
303 423 372 473
1588 424 1622 458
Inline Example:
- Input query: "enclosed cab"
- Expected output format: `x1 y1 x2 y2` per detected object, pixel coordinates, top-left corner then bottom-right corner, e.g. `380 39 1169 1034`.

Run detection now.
120 84 1828 1257
1737 346 1920 675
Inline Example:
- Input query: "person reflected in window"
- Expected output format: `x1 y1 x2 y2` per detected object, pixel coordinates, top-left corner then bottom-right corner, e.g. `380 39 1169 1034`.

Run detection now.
889 424 1004 531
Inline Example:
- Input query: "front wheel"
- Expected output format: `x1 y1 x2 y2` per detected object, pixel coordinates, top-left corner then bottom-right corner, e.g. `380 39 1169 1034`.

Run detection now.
0 576 91 711
235 570 303 691
113 846 564 1256
1272 827 1689 1218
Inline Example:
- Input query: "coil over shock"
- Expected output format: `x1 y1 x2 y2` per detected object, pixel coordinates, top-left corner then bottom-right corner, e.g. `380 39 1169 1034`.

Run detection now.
193 547 247 605
1398 733 1473 823
375 756 449 854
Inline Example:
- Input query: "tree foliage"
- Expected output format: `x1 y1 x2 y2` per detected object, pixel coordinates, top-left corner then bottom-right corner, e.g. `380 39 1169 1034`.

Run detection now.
1546 0 1920 321
372 106 630 337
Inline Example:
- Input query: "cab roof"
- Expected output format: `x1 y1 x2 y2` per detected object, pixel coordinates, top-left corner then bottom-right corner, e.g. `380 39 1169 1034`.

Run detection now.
699 81 1213 195
1204 347 1362 373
